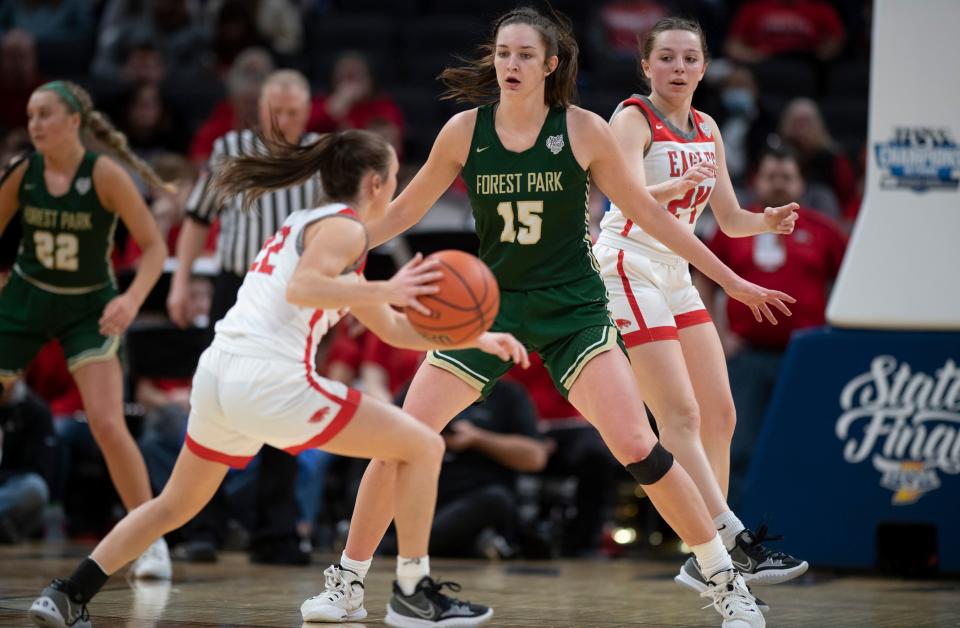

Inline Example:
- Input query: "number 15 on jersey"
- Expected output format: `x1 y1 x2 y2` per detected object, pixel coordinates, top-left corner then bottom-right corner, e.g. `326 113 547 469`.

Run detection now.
497 200 543 245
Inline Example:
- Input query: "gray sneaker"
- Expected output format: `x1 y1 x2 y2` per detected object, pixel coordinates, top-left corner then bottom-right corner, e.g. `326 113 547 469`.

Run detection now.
29 581 91 628
385 576 492 627
730 525 809 585
675 557 769 613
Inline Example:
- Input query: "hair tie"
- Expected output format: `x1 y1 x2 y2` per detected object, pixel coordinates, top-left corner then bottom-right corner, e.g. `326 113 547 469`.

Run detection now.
40 81 84 119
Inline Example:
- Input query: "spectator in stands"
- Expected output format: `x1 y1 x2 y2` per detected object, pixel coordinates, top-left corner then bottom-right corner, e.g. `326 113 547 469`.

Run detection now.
188 47 274 163
379 381 548 559
0 29 45 134
119 37 167 87
117 82 189 157
695 147 847 507
311 51 405 157
725 0 846 64
0 378 55 543
93 0 209 84
206 0 303 65
505 355 625 556
0 0 95 50
779 97 856 210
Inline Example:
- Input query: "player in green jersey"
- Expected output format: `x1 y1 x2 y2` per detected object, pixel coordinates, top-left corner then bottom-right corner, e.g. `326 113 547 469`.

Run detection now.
308 7 791 628
0 80 172 578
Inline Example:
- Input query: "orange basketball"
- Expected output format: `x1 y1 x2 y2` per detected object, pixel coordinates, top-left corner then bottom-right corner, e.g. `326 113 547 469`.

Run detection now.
406 250 500 346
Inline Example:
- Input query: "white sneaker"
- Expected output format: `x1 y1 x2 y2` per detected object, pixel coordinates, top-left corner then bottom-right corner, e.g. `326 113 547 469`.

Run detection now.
700 569 765 628
131 538 172 580
301 564 367 623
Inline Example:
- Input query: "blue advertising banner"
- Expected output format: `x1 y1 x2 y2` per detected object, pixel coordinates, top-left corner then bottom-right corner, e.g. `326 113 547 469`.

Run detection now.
740 327 960 572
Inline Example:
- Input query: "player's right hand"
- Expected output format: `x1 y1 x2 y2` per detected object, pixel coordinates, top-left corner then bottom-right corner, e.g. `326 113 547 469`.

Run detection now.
386 252 442 316
475 332 530 368
166 279 192 329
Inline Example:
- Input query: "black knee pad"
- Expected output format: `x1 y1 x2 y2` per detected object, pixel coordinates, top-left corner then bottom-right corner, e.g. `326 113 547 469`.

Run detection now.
625 442 674 485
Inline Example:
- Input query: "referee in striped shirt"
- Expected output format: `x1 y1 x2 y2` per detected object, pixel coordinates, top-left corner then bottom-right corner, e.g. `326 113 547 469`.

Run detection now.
166 69 319 565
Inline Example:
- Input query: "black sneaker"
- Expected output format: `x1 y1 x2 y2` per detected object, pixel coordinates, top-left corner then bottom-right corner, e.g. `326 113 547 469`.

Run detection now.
730 524 809 585
385 576 493 627
29 580 91 628
674 556 770 612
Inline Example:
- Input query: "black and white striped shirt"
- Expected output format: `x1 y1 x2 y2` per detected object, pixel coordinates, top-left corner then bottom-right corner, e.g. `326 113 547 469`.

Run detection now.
186 129 322 276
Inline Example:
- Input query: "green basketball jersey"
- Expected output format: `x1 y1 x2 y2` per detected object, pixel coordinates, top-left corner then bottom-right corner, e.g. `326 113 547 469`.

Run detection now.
15 151 117 293
462 104 598 291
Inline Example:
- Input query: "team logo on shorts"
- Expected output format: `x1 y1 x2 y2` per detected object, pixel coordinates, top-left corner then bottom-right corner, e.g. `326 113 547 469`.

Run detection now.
546 134 565 155
75 177 91 195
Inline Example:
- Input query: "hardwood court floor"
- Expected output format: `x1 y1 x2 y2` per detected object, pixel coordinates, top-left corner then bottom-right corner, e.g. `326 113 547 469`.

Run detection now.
1 543 958 627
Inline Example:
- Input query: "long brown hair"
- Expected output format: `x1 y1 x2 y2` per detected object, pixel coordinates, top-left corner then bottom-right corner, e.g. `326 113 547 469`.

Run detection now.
210 129 392 213
440 5 579 108
638 17 710 89
37 80 172 192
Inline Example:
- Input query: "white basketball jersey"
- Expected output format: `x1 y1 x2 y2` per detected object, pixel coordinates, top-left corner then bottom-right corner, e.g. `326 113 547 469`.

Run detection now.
598 95 717 263
213 203 365 364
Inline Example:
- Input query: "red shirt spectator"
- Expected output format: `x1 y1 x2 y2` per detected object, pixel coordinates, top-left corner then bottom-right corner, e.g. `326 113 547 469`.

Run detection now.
709 207 847 349
726 0 846 62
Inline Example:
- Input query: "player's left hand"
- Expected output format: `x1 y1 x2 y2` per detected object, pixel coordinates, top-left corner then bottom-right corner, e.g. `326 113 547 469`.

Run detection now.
724 277 796 325
763 203 799 234
99 293 139 337
475 332 530 368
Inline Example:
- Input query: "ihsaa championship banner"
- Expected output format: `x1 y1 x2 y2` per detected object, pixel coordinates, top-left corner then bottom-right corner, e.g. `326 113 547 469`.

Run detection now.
740 327 960 572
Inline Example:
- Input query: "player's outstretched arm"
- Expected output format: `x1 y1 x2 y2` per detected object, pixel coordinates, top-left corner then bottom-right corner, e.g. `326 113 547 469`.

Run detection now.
364 110 476 248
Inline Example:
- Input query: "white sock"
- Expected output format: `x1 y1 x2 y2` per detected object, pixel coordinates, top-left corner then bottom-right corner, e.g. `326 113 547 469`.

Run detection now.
396 555 430 596
691 533 733 581
340 552 371 579
713 510 746 551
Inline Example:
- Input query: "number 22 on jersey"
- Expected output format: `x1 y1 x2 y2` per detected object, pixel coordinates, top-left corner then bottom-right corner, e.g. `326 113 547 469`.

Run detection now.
250 226 291 275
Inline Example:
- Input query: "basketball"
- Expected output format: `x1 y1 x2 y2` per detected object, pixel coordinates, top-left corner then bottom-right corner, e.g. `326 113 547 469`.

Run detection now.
406 250 500 345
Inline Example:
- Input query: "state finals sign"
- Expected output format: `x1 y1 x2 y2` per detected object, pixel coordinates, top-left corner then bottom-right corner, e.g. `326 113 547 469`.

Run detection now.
836 356 960 505
740 329 960 572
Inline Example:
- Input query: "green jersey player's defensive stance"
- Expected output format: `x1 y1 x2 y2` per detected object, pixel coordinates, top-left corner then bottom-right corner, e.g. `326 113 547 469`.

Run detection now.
0 81 173 578
301 7 794 628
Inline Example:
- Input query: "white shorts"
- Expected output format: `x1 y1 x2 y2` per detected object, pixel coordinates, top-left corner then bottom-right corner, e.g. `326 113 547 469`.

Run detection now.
185 345 361 468
594 242 712 348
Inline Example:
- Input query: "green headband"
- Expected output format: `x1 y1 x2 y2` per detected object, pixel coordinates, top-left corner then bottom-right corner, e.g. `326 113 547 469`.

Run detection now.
40 81 84 118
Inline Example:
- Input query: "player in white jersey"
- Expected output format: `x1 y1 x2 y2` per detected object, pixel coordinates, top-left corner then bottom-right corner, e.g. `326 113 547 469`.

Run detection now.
28 130 527 628
593 17 807 599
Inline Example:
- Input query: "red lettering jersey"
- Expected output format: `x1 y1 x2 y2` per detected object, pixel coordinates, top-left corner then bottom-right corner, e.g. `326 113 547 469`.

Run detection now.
708 207 848 349
599 95 717 263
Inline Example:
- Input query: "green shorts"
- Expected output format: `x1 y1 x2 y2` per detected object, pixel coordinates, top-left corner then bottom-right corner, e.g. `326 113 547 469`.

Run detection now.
428 273 624 398
0 271 120 378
